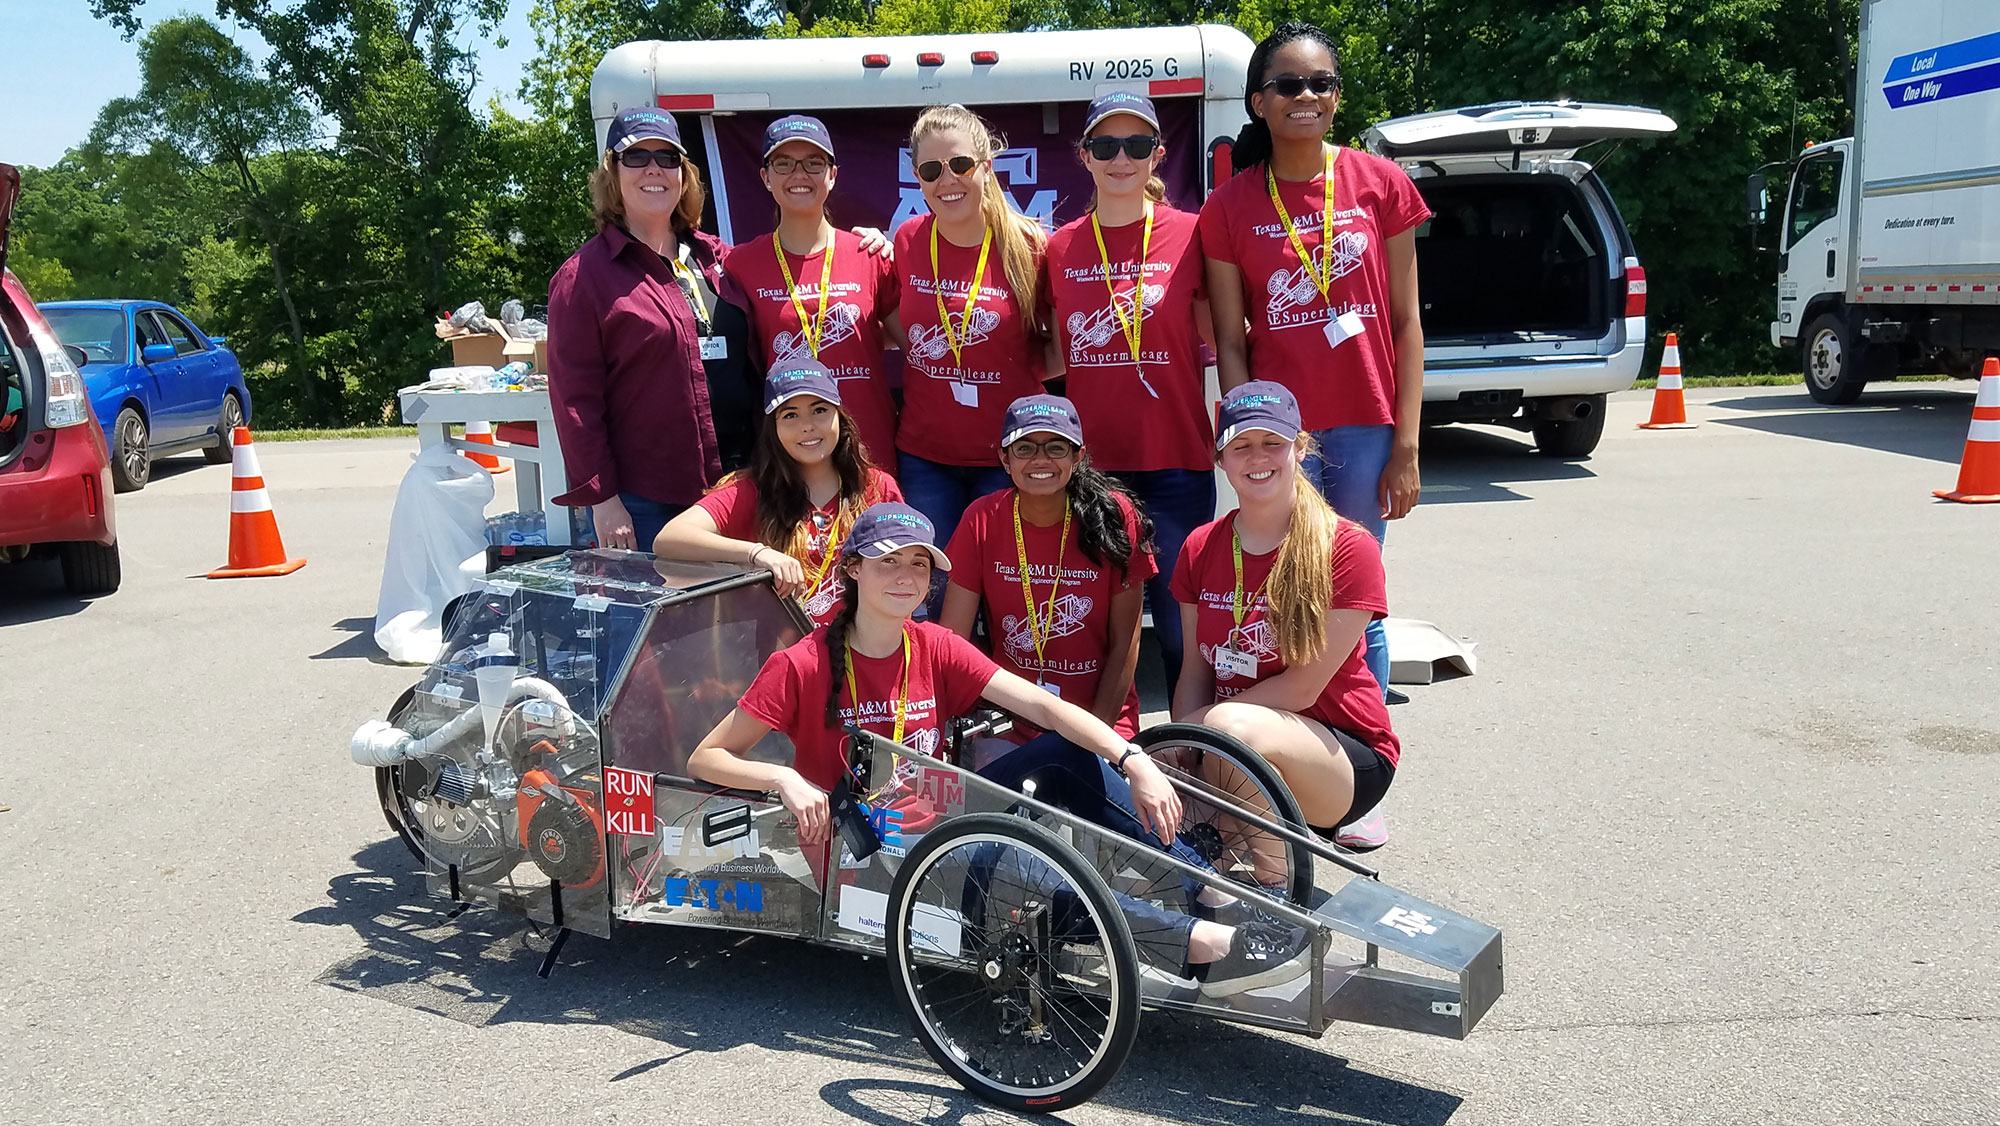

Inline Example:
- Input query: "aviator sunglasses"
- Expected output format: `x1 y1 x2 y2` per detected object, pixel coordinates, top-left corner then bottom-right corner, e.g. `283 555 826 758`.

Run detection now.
1082 135 1161 162
617 148 685 169
1260 73 1339 98
915 155 980 182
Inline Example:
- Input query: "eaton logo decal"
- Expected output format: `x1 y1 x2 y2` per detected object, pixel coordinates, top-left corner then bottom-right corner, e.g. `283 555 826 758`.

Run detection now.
663 878 764 911
1883 30 2000 108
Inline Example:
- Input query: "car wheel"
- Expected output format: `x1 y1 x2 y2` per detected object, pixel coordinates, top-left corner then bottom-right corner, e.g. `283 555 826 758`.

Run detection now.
1532 395 1608 459
59 540 121 596
202 393 243 464
1802 314 1885 405
110 407 150 492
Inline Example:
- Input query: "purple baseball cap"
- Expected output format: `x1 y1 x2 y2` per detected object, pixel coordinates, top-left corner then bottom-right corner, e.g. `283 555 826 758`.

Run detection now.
847 503 952 570
1215 380 1302 449
606 107 686 154
1000 394 1085 448
1083 90 1161 135
763 114 836 161
763 359 844 414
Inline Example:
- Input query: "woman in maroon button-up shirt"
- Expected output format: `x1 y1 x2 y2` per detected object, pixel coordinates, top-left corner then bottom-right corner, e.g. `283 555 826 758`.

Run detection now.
547 108 759 550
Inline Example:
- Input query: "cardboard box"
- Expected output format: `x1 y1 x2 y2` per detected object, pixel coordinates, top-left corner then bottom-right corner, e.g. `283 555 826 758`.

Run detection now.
438 320 549 373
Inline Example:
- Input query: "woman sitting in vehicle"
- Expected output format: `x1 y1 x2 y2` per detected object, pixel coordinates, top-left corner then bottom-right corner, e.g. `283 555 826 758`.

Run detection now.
1170 381 1401 861
689 502 1314 996
653 359 901 626
938 394 1154 759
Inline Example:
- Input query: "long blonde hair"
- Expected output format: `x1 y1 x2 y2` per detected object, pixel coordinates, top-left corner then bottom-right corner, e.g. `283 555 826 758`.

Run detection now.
589 150 705 235
1262 438 1341 667
910 104 1046 317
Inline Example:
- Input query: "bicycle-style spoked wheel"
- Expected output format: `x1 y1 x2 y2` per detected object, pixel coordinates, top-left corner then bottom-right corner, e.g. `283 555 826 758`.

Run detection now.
1137 723 1314 906
887 813 1140 1113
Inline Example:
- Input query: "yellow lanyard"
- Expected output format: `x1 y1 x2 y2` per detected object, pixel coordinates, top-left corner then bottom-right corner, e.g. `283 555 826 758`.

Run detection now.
1229 526 1271 648
844 627 912 745
799 503 850 594
1089 203 1154 368
773 230 836 357
1264 148 1340 303
1012 492 1072 674
929 220 992 366
669 253 712 332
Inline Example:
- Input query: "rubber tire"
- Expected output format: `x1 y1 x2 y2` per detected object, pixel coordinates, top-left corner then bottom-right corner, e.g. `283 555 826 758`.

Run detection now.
1532 395 1608 459
375 686 427 863
110 406 149 493
888 813 1140 1114
202 393 242 464
1802 313 1883 405
1136 723 1314 907
58 540 121 595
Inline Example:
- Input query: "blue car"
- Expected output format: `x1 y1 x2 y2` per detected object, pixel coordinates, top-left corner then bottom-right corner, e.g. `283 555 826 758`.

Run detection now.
36 300 252 492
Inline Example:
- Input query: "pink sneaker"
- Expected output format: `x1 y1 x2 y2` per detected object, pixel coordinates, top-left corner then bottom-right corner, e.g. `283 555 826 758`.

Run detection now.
1333 808 1388 851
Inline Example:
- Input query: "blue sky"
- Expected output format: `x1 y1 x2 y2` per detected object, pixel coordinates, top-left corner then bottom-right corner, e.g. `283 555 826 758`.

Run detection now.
0 1 539 169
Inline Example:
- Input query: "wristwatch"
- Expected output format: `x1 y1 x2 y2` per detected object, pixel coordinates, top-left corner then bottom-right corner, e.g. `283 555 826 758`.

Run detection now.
1114 745 1146 775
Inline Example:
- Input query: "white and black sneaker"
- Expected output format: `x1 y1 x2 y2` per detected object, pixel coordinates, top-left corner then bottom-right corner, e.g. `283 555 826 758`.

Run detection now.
1196 916 1314 998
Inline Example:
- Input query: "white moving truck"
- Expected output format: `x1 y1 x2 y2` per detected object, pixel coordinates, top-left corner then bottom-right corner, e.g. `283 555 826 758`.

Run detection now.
1750 0 2000 403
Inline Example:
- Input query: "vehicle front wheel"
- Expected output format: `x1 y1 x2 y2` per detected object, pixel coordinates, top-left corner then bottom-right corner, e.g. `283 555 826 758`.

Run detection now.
110 407 150 492
1532 395 1608 459
1137 723 1314 906
1802 313 1885 405
202 394 243 464
58 540 121 595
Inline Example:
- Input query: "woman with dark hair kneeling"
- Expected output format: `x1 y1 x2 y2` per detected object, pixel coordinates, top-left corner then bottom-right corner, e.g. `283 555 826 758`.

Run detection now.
690 502 1314 996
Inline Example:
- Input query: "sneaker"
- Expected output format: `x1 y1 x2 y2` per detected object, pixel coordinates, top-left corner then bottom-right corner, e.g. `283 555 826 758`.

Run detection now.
1197 916 1314 997
1333 808 1388 852
1193 882 1289 927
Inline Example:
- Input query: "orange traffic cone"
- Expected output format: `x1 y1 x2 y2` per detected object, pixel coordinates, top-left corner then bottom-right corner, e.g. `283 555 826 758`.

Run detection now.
1934 357 2000 503
1639 332 1696 429
207 427 307 578
464 420 509 474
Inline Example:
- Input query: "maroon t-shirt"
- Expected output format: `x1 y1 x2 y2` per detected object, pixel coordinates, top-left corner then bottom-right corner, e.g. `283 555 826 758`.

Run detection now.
738 622 1000 791
1170 512 1400 766
724 229 901 470
945 489 1155 740
695 467 903 625
1198 150 1430 431
1044 206 1213 471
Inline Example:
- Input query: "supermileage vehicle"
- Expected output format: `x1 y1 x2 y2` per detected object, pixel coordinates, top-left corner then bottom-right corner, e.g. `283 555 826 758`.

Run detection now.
349 551 1504 1112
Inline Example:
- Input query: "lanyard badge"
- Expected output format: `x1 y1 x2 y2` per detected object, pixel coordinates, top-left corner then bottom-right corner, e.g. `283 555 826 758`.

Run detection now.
774 231 836 357
1089 204 1157 396
844 627 913 746
929 220 993 369
1012 493 1072 688
1217 526 1270 679
1264 148 1341 304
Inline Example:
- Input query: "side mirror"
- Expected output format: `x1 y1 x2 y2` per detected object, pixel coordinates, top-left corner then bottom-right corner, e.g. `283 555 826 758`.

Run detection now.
1745 172 1768 227
61 344 88 368
141 342 176 365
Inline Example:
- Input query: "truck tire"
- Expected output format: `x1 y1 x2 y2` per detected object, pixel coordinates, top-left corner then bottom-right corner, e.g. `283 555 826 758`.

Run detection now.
59 540 121 596
1802 314 1884 405
1533 395 1609 459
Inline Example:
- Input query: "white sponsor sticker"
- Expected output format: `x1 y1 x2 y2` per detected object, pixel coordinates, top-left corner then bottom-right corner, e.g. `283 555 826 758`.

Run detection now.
836 885 963 956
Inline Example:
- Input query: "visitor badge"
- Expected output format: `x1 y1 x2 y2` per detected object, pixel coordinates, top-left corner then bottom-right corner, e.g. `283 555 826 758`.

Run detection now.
950 380 979 408
700 335 728 360
1323 310 1366 350
1037 677 1060 698
1214 646 1259 679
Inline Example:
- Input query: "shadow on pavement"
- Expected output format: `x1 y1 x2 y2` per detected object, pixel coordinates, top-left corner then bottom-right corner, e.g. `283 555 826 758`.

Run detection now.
0 557 102 626
1416 425 1596 505
149 454 219 486
311 615 401 664
301 839 1463 1126
1709 384 1975 464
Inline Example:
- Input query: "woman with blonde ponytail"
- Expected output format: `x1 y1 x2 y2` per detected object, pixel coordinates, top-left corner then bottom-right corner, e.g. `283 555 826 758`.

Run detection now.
1169 382 1400 862
887 104 1051 554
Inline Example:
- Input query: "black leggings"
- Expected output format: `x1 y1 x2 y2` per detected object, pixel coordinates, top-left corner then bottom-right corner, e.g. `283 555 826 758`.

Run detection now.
1308 726 1396 834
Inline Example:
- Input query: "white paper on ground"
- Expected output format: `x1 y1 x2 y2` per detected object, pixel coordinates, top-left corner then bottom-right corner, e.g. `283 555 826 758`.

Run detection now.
1384 616 1478 685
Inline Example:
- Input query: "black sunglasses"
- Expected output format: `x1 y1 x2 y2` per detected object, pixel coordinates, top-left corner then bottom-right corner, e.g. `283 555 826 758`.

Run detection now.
1082 135 1161 162
1260 73 1339 98
617 148 684 169
915 155 979 182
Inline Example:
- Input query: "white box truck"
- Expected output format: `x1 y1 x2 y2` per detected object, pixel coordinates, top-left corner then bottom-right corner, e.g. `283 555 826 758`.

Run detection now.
1751 0 2000 403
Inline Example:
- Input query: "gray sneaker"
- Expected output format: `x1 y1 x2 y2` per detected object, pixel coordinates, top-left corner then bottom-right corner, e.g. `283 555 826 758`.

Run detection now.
1197 916 1314 997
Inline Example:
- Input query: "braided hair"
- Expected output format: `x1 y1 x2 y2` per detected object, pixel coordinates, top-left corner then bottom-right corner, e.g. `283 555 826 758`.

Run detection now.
820 564 864 730
1232 21 1342 173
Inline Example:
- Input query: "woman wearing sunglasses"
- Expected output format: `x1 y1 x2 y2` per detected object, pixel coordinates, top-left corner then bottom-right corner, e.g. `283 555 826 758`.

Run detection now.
653 360 902 626
723 116 902 473
1043 90 1216 689
1197 24 1429 814
888 104 1052 554
548 107 761 550
938 395 1155 762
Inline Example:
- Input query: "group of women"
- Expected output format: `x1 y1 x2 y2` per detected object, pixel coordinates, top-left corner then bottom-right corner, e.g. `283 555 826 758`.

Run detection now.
545 21 1426 987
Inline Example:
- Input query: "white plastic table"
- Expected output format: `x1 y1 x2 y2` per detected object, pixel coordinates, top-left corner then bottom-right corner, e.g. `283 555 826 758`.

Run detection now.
398 387 575 545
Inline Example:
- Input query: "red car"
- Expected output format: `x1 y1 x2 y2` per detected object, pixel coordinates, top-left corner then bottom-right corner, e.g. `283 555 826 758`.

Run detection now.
0 162 120 595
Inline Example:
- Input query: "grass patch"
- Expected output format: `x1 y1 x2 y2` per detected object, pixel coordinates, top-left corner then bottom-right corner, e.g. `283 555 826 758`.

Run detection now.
1632 372 1958 389
253 426 418 442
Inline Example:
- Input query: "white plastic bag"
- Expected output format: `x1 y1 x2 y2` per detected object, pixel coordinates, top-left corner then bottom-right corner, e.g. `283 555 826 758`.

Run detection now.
374 442 495 664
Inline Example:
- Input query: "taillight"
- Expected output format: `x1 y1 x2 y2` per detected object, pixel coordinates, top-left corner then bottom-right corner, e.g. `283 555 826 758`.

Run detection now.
1622 263 1647 318
917 51 944 66
971 50 999 65
35 332 89 427
862 54 890 69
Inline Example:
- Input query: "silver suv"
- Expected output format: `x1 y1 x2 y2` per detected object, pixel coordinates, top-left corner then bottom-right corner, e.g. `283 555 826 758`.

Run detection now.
1366 101 1677 457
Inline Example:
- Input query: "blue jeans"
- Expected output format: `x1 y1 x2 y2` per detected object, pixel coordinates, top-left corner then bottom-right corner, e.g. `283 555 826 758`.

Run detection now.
897 453 1012 616
617 492 687 551
1301 425 1393 701
979 733 1211 970
1107 468 1216 688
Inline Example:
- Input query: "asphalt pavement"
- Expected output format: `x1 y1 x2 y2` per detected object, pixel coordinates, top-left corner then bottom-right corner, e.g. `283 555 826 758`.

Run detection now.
4 383 1997 1126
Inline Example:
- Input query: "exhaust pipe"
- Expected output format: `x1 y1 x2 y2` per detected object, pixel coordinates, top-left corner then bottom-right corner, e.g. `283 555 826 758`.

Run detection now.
350 677 575 767
1539 396 1595 422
